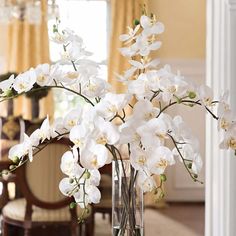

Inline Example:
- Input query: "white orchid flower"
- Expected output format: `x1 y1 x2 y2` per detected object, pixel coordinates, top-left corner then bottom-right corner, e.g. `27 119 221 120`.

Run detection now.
60 71 81 86
63 28 83 44
69 124 90 149
86 185 101 204
133 99 160 121
172 116 193 141
13 69 36 93
115 67 137 83
35 63 53 86
198 85 214 106
38 116 51 142
93 117 120 145
137 170 156 193
218 110 234 131
80 141 108 170
130 145 149 171
119 25 140 44
191 153 203 174
51 32 69 44
60 150 84 177
140 15 165 37
0 74 15 94
129 58 160 71
128 73 153 100
59 177 77 196
63 108 82 130
134 34 162 57
30 116 51 145
76 59 99 79
88 169 101 187
159 74 188 103
119 45 137 58
50 117 67 138
219 125 236 150
8 143 26 162
95 93 131 120
82 77 108 98
72 183 101 208
147 146 175 175
81 104 98 126
136 117 169 149
217 91 230 118
173 143 203 174
9 134 34 162
119 118 144 145
48 63 64 85
60 41 92 62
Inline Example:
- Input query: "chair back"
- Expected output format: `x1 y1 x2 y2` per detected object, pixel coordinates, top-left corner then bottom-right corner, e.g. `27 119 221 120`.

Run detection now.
17 139 72 209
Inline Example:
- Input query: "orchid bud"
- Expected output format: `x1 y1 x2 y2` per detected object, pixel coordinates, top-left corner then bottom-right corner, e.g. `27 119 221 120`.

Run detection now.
2 170 9 175
194 174 198 179
70 202 76 209
5 89 13 97
133 19 140 26
9 165 16 170
160 174 167 182
152 188 158 195
160 192 165 199
53 24 58 33
83 171 91 179
12 156 20 164
187 163 192 169
69 178 74 184
85 207 90 214
188 91 196 99
175 96 181 104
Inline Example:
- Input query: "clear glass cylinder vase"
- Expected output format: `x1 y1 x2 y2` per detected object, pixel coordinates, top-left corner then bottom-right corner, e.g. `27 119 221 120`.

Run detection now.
112 160 144 236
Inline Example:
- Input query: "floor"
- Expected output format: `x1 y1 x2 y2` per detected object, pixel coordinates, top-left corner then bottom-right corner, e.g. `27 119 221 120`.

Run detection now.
1 202 205 236
95 202 205 236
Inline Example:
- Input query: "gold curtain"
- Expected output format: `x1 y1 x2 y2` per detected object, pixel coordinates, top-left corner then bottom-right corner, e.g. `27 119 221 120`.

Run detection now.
6 0 53 119
108 0 148 93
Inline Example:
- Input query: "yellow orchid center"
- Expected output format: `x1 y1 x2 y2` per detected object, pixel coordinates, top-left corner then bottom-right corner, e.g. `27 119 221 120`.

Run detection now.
138 155 146 165
67 72 79 80
220 118 229 130
96 135 107 145
157 159 168 169
37 75 46 82
67 120 76 127
91 157 98 168
228 138 236 150
144 111 155 120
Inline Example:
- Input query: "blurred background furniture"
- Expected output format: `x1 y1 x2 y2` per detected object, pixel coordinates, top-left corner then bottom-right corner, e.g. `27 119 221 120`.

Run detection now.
2 139 92 236
0 115 24 209
94 164 112 220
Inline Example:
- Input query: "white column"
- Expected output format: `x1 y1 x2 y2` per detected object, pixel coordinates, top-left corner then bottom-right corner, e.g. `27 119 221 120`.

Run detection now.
206 0 236 236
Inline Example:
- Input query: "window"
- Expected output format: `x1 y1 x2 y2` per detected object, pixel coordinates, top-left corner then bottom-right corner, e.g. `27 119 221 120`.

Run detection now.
48 0 110 118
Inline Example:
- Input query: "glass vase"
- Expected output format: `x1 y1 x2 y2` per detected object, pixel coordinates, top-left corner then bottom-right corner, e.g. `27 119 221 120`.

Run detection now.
112 160 144 236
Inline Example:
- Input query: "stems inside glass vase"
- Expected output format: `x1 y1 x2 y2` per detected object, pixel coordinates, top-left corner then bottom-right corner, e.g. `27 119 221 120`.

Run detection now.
112 160 143 236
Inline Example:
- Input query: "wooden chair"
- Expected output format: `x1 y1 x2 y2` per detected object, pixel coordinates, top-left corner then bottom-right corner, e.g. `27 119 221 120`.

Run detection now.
1 139 92 236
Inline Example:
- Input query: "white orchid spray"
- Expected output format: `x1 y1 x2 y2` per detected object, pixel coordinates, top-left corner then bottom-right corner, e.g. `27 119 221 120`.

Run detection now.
0 13 235 234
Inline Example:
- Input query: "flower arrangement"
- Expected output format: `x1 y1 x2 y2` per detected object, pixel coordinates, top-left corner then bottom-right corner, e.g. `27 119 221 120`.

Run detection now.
0 12 235 235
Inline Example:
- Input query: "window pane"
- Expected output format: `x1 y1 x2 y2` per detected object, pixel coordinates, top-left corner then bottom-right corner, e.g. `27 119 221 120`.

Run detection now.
48 0 108 63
